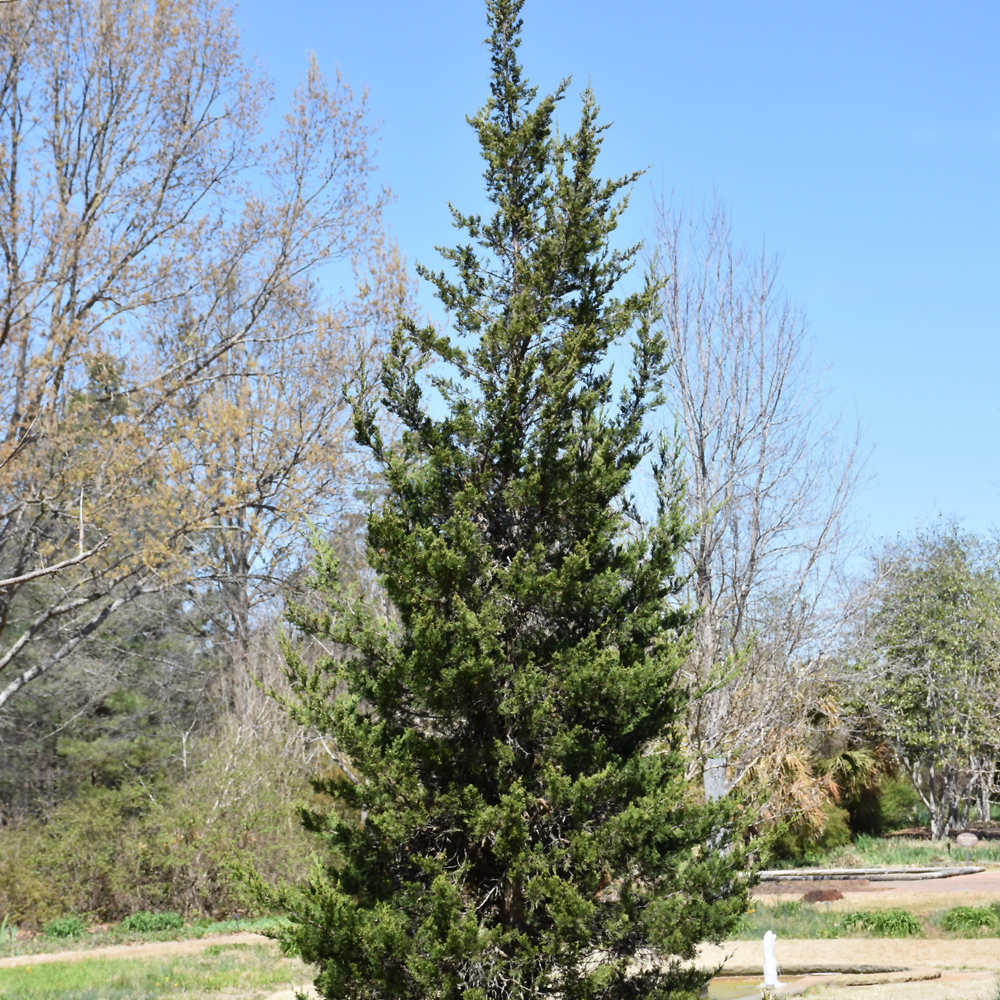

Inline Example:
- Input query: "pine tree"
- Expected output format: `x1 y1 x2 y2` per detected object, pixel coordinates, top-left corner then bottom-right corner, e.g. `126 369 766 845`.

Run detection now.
246 3 752 997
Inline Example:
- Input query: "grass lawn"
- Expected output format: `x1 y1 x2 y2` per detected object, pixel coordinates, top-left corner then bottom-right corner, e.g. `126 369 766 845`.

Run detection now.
0 918 288 960
737 900 1000 940
0 939 313 999
770 834 1000 869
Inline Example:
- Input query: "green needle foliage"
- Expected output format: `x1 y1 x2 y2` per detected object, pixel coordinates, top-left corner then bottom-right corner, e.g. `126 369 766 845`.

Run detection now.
241 3 753 998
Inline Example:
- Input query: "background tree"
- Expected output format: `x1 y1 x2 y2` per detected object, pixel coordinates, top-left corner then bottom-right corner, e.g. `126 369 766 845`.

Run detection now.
852 525 1000 838
244 5 754 1000
158 234 411 713
650 202 864 820
0 0 399 710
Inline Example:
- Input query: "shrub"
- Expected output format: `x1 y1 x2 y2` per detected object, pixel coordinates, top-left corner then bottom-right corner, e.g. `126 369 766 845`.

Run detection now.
941 906 1000 936
846 775 921 836
118 910 184 933
42 915 87 938
772 804 853 861
838 908 922 937
877 776 922 830
0 720 319 924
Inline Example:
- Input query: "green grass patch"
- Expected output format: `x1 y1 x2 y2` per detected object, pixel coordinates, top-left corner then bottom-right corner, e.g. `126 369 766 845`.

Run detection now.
117 912 183 933
838 908 922 937
0 941 312 999
187 915 290 936
738 902 925 939
40 916 86 939
201 941 252 956
939 905 1000 936
735 900 843 939
740 901 1000 939
769 833 1000 869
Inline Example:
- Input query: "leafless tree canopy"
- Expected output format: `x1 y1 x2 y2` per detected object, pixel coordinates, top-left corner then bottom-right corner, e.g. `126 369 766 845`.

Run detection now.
652 200 864 806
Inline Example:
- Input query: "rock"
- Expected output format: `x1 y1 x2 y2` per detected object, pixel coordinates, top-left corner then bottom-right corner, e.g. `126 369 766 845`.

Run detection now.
802 888 844 903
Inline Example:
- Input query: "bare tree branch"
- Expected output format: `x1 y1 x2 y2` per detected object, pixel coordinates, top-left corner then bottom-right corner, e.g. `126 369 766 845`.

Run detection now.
0 578 151 709
0 0 402 711
651 196 866 811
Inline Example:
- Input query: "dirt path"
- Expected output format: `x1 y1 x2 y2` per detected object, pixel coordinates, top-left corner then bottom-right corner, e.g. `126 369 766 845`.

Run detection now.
701 938 1000 1000
0 931 269 969
754 866 1000 916
699 937 1000 972
8 929 1000 975
877 870 1000 894
756 869 1000 898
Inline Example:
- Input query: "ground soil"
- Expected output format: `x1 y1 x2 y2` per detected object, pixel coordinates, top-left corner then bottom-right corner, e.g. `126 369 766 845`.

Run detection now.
0 932 319 1000
0 931 269 969
787 974 996 1000
755 867 1000 917
701 940 1000 1000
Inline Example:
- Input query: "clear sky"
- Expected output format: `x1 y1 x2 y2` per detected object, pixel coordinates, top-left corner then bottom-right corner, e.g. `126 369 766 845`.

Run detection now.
235 0 1000 546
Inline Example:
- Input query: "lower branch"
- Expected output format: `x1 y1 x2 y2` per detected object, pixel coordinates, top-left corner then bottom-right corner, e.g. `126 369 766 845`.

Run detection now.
0 578 153 710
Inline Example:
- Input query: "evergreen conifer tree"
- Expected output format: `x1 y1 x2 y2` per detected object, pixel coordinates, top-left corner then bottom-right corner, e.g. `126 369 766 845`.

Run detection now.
246 3 753 997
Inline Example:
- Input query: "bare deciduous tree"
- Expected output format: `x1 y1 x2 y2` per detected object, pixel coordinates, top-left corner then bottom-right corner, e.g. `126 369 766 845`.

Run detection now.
651 200 864 810
0 0 400 710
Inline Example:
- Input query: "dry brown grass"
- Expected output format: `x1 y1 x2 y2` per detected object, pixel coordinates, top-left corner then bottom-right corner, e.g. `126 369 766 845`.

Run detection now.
698 937 1000 972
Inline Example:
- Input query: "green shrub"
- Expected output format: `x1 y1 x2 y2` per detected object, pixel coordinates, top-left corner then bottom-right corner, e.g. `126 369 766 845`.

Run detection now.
940 906 1000 936
771 804 853 861
0 720 320 924
838 908 922 937
846 775 921 836
42 914 87 938
118 910 184 932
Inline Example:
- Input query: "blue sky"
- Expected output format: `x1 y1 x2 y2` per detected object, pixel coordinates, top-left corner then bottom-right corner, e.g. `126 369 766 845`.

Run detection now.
236 0 1000 545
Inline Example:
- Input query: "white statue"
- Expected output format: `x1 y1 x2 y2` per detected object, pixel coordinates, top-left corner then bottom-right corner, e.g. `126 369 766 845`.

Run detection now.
762 930 781 991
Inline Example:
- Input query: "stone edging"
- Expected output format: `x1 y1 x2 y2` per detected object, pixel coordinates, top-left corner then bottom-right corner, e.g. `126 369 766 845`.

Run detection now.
759 866 984 882
712 966 941 999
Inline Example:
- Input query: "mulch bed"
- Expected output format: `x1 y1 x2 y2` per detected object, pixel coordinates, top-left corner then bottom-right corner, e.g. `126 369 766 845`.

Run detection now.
886 823 1000 840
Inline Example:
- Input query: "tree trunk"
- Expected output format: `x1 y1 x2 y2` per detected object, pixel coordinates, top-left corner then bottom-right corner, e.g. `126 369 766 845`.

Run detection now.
970 755 995 823
221 519 253 719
